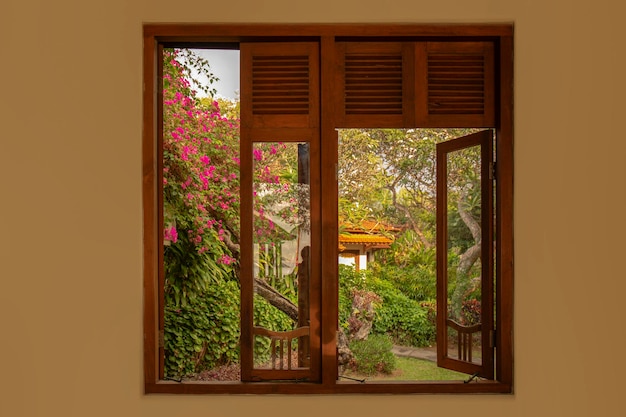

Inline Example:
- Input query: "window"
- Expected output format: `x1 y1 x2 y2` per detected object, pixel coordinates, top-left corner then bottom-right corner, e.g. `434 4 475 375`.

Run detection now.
143 23 513 394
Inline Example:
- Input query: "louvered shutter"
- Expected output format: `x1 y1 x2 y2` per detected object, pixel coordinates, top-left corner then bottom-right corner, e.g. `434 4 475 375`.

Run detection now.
241 42 319 129
417 42 495 127
337 41 495 128
336 42 414 127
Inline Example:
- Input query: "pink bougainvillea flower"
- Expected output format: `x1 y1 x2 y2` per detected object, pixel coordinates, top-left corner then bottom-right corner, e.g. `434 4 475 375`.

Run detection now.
218 254 235 265
164 226 178 244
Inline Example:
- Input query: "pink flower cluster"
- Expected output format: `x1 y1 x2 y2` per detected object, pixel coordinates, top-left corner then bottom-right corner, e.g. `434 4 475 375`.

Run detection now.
164 226 178 243
218 254 236 265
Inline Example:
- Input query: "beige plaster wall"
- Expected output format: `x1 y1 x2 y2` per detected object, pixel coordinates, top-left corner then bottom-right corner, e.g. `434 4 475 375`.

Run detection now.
1 0 625 416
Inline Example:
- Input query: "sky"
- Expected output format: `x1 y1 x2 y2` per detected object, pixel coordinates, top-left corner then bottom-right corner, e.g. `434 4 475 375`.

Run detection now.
191 49 240 99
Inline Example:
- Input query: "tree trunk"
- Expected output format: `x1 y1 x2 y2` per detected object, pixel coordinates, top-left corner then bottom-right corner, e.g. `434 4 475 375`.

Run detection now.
253 278 299 322
218 229 300 322
450 191 481 320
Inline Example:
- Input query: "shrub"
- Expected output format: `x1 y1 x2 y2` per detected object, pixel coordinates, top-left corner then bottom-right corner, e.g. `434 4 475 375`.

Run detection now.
338 265 367 333
339 265 435 347
370 278 435 347
460 299 481 325
164 279 240 378
373 240 438 302
349 334 397 375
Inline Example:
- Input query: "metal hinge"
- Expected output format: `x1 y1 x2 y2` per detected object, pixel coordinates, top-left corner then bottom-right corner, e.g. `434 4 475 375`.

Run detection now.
158 330 165 348
489 329 496 348
489 162 496 180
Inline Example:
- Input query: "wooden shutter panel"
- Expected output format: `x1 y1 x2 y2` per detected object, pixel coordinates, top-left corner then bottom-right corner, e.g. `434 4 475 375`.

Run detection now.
239 41 321 383
241 42 319 129
336 42 414 127
337 41 495 128
417 42 495 127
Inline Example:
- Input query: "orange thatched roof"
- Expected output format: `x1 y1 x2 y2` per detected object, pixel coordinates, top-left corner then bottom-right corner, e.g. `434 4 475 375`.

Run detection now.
339 234 393 245
338 219 399 252
341 219 401 234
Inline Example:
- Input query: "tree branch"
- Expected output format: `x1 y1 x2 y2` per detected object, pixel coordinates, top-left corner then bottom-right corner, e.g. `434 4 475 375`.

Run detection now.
386 183 433 249
457 189 481 244
254 278 298 322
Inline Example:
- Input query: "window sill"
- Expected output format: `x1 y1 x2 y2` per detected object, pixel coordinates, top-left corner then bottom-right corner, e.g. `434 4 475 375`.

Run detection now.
145 380 512 395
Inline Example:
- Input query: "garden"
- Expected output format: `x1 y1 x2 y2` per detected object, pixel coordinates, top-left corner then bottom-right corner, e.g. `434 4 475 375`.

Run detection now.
161 49 486 381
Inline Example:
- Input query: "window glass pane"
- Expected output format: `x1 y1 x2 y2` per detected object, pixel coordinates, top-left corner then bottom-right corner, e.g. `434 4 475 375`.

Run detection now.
445 144 483 366
252 142 311 370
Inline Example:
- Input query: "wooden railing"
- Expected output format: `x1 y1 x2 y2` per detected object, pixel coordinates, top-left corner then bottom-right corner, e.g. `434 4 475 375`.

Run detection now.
446 319 481 362
253 326 310 370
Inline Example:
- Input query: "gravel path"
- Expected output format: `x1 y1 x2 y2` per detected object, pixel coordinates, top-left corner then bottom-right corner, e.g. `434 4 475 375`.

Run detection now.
391 345 437 362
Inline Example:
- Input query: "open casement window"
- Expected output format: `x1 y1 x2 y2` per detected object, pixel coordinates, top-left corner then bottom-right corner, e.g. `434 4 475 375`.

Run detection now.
143 23 513 394
436 130 494 379
239 42 321 382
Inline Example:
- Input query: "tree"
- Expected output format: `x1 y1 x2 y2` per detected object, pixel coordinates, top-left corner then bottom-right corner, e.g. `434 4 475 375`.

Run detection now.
162 49 303 376
338 128 483 312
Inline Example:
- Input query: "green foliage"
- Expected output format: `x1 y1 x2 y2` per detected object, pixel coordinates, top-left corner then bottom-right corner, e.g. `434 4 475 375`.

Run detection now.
369 278 435 347
162 48 244 379
170 48 219 98
460 299 482 326
373 232 437 301
339 265 435 347
338 265 366 330
164 230 232 307
349 334 397 375
161 48 486 379
164 279 240 378
162 48 305 378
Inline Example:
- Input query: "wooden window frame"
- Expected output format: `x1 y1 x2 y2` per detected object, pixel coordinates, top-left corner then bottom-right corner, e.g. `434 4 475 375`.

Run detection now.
143 23 514 394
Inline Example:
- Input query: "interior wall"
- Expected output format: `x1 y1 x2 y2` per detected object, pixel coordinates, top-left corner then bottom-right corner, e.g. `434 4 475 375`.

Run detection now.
1 0 625 416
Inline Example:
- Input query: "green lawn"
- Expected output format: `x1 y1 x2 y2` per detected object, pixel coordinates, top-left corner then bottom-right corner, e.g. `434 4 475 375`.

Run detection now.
341 356 467 381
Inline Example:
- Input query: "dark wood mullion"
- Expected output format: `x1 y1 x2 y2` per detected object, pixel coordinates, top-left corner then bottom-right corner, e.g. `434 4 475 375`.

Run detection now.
238 41 257 381
435 139 449 374
320 35 339 386
308 126 322 383
496 35 514 387
239 129 254 382
142 31 158 389
156 43 166 382
480 130 495 379
145 23 513 41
